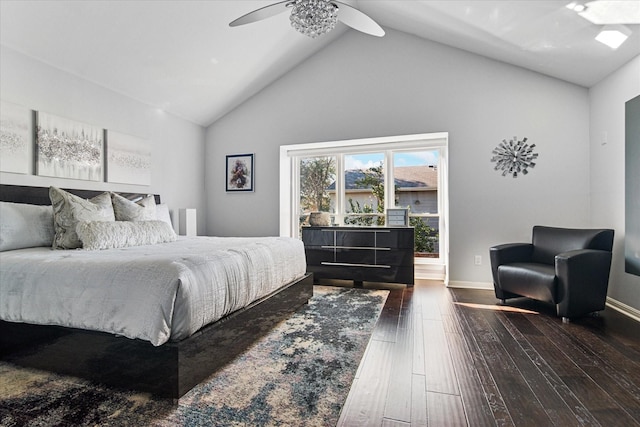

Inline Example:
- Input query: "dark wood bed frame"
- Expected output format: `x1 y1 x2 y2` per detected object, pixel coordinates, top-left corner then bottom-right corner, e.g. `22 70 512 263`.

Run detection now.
0 184 313 400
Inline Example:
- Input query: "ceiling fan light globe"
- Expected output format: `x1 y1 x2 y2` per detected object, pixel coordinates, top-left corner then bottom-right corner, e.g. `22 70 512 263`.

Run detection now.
289 0 338 38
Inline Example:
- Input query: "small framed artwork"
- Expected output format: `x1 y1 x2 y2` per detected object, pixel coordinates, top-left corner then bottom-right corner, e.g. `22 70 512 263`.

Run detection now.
386 208 409 227
226 153 254 192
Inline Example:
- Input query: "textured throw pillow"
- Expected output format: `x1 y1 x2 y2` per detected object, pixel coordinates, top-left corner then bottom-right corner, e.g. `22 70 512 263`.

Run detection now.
155 203 173 228
0 202 55 251
76 220 177 250
111 192 157 221
49 187 115 249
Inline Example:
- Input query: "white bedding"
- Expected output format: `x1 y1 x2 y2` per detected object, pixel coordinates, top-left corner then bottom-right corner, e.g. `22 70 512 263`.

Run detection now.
0 236 306 346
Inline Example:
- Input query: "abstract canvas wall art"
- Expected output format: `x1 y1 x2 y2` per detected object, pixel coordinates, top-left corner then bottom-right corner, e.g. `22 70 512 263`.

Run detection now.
36 112 104 181
0 101 33 174
107 131 151 186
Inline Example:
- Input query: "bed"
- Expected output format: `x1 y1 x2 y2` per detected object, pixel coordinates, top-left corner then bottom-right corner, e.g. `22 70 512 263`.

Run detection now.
0 184 313 399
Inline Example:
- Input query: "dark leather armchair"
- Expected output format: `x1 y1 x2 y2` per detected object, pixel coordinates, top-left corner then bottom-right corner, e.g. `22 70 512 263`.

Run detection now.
490 226 614 322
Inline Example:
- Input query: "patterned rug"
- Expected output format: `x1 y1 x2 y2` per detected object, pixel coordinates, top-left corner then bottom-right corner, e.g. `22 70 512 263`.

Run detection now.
0 286 388 427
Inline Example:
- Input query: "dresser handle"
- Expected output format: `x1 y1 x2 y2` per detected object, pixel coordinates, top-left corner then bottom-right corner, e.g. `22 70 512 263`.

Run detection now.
320 229 390 233
321 246 391 250
321 262 391 268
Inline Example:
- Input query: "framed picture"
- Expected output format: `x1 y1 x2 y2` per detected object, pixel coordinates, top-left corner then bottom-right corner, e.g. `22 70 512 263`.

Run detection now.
386 208 409 227
0 100 33 175
36 111 104 181
226 153 254 192
107 130 151 186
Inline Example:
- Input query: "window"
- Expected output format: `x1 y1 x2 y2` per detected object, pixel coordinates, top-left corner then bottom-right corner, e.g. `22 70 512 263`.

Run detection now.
280 133 449 279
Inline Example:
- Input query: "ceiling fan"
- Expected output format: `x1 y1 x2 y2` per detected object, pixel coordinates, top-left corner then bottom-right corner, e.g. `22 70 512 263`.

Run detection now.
229 0 385 39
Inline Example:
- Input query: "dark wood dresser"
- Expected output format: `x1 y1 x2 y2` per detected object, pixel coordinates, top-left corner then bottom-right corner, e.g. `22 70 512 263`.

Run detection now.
302 226 415 286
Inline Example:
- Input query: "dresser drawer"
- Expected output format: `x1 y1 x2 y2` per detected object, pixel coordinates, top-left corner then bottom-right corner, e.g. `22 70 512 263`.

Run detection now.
301 228 335 246
307 248 394 266
334 230 378 247
334 248 379 265
376 229 414 249
375 248 414 266
304 247 336 264
309 265 413 284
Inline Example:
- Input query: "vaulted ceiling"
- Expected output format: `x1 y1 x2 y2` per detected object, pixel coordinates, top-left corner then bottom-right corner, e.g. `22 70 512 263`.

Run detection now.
1 1 639 127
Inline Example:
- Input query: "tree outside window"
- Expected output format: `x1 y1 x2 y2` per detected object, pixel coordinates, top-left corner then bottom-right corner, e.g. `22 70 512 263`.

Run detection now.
299 156 335 225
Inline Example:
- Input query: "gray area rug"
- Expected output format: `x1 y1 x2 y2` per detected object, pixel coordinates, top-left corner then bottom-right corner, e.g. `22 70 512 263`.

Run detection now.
0 286 388 426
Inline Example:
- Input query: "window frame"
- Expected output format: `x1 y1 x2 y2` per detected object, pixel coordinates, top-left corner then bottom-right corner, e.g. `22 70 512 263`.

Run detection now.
279 133 449 280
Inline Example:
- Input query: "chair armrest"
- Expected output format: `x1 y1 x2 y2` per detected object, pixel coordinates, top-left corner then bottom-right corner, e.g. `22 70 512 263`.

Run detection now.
489 243 533 286
490 243 533 266
555 249 613 318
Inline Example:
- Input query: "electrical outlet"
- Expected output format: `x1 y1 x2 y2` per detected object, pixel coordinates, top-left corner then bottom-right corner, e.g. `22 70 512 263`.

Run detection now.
474 255 482 265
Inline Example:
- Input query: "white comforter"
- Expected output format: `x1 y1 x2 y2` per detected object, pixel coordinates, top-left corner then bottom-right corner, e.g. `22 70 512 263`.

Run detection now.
0 236 306 346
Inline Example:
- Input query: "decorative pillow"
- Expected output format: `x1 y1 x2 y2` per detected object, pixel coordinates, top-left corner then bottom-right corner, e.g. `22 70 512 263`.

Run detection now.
111 192 157 221
155 203 173 228
49 187 115 249
0 202 55 251
76 220 177 250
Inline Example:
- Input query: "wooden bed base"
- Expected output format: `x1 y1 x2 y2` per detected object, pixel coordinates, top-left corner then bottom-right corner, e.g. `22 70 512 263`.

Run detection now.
1 274 313 399
0 184 313 399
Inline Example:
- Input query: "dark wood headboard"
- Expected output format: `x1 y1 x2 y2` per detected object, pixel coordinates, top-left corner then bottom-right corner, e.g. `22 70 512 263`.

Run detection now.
0 184 161 205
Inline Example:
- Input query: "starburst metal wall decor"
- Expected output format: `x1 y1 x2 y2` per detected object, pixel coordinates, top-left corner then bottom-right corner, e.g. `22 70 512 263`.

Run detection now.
491 136 538 178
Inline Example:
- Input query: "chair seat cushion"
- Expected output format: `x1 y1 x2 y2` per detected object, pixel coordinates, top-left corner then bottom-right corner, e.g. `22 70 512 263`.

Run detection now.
498 263 556 303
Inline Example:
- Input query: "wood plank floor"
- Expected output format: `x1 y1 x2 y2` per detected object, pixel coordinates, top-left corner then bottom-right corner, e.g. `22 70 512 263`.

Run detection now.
336 280 640 427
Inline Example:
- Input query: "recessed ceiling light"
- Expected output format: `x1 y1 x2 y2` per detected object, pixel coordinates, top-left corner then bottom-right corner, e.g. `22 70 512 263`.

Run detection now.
566 1 588 13
595 25 632 49
579 1 640 25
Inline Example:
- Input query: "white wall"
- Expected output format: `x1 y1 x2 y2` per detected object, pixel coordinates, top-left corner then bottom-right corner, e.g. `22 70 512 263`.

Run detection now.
0 46 207 234
206 29 590 287
589 55 640 312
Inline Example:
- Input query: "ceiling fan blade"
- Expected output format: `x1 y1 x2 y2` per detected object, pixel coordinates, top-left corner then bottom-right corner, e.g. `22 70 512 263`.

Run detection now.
229 1 291 27
334 1 385 37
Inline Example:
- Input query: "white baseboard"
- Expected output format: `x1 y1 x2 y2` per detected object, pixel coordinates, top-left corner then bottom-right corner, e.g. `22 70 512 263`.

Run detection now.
447 281 493 290
606 297 640 322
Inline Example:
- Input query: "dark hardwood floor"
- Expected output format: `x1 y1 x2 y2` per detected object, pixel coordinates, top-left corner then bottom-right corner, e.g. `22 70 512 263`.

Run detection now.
337 280 640 427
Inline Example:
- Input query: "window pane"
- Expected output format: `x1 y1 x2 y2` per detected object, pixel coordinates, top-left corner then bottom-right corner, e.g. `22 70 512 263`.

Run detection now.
299 156 336 226
394 150 440 257
410 216 440 257
344 153 384 226
393 151 439 214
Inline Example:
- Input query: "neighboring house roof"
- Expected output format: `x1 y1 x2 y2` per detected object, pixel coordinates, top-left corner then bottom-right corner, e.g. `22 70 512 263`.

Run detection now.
328 166 437 190
394 166 438 189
